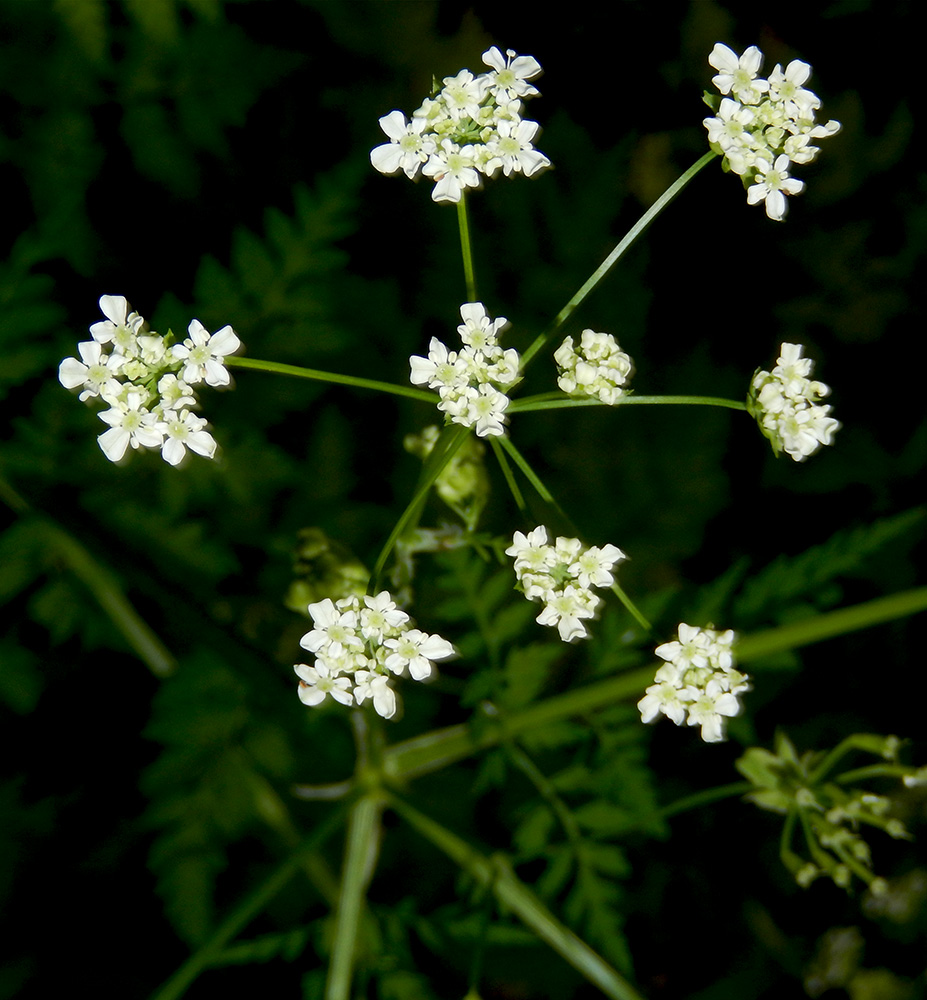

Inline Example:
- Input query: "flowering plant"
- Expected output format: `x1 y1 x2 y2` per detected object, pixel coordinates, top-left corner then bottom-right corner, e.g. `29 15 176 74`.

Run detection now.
6 15 923 1000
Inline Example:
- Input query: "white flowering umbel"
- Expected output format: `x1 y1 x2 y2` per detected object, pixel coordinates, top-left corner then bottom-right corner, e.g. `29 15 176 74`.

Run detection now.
506 526 626 642
703 43 841 220
747 342 840 462
554 330 634 405
58 295 240 465
294 591 455 720
410 302 520 438
638 623 750 743
370 46 550 204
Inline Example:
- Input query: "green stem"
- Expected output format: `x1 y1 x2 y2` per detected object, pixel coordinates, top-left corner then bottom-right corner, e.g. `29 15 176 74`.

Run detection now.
384 587 927 783
370 425 471 591
736 588 927 662
457 194 478 302
384 667 657 781
508 394 748 414
388 795 645 1000
835 764 911 785
610 582 652 634
656 781 753 821
489 437 525 511
508 744 584 851
325 794 383 1000
520 151 719 369
150 806 348 1000
225 355 435 403
0 474 176 678
497 436 556 505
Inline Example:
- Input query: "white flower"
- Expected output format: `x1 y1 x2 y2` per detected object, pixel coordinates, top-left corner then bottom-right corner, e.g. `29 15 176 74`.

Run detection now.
422 141 482 204
96 390 165 463
352 670 397 719
301 598 364 658
370 111 436 179
90 294 145 351
481 47 542 99
440 69 489 121
457 302 509 349
160 410 217 466
383 628 455 680
746 154 805 220
58 341 125 401
709 43 769 105
359 592 409 641
172 320 241 387
465 383 510 438
768 60 820 119
295 662 354 708
535 586 598 642
490 119 550 177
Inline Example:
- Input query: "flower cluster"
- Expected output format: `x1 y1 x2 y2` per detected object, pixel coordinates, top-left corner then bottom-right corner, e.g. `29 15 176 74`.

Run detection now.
58 295 240 465
737 732 918 893
638 623 750 743
294 592 455 720
554 330 634 405
370 46 550 203
747 342 840 462
703 42 841 220
409 302 520 438
506 526 625 642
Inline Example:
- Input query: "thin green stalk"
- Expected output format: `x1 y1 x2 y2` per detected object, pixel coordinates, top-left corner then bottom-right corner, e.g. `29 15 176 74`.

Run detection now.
520 151 718 369
150 806 348 1000
656 781 753 822
325 794 383 1000
508 394 748 414
489 437 525 511
370 424 471 590
835 764 911 785
388 794 645 1000
225 355 435 403
508 744 583 851
457 194 478 302
609 582 652 634
497 436 556 505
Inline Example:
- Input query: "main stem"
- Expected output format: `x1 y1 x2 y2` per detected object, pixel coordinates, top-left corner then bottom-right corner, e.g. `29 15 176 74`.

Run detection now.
325 713 383 1000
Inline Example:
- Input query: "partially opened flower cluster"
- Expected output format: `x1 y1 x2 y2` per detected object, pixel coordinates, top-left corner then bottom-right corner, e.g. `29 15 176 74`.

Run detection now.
370 46 550 203
748 342 840 461
294 592 455 720
506 526 626 642
555 330 634 405
58 295 240 465
703 42 841 219
638 624 750 743
410 302 520 438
